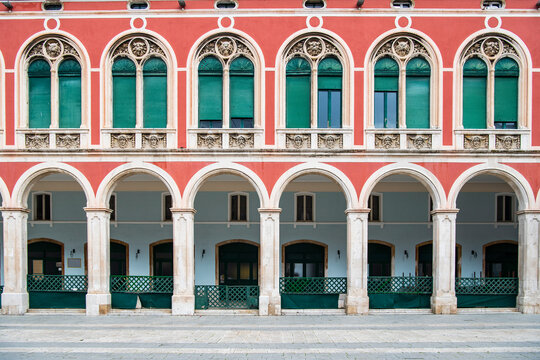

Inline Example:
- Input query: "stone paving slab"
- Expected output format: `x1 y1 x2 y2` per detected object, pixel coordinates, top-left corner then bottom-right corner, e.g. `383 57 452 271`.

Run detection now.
0 313 538 359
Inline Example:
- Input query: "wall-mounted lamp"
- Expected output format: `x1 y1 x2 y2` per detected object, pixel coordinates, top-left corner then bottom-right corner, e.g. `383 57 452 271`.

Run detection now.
471 250 478 258
404 250 409 258
202 249 206 258
337 250 341 259
70 249 76 257
136 249 140 259
2 1 13 11
356 0 364 8
178 0 186 9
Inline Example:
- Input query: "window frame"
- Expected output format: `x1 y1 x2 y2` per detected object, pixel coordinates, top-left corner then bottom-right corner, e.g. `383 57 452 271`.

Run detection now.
294 192 316 223
228 192 249 223
481 0 504 10
391 0 413 9
162 193 173 222
495 193 514 223
32 192 52 222
368 193 382 222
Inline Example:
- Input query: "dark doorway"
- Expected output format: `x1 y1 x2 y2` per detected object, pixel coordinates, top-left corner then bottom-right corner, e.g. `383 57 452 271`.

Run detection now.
416 243 461 277
368 242 392 276
152 241 173 276
284 242 325 277
111 241 128 276
28 240 62 275
485 242 518 277
218 242 258 285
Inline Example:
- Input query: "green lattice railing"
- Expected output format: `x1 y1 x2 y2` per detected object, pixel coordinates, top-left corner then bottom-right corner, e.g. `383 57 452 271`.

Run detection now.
368 276 433 294
279 277 347 295
456 277 518 295
195 285 259 309
110 275 173 293
27 275 88 292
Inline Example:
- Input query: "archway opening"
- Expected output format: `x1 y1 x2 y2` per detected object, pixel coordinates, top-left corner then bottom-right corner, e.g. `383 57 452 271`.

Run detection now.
218 242 258 286
368 242 393 277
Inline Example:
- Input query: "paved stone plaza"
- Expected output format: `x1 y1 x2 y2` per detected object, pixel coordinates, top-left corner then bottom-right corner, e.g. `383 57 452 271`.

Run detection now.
0 313 539 359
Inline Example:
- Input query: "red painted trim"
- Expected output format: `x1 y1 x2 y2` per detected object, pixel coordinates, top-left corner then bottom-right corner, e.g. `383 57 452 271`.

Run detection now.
442 71 453 146
5 73 14 145
151 161 214 196
265 70 275 145
238 162 300 195
414 162 480 196
532 73 540 146
0 162 39 194
325 162 391 196
91 72 100 145
354 70 364 146
502 163 540 196
177 71 187 148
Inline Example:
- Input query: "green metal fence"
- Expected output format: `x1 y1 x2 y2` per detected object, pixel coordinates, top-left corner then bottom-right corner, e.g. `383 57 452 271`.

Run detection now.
27 275 87 309
110 275 173 294
195 285 259 309
456 277 518 308
368 276 433 294
279 277 347 295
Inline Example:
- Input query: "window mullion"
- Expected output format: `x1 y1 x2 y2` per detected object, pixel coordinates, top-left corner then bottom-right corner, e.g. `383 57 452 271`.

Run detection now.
50 68 59 128
136 66 143 129
398 67 406 129
311 68 317 129
486 67 495 129
223 67 230 128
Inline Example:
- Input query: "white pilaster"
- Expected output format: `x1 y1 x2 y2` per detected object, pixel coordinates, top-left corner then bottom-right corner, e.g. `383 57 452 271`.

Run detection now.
431 209 459 314
345 209 370 315
516 210 539 314
258 208 281 316
171 208 196 315
1 208 29 315
84 208 111 316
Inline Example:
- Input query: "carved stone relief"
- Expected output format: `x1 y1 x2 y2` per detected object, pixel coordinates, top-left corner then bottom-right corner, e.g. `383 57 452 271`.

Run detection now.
197 134 222 149
286 134 311 149
112 37 166 65
407 134 432 150
27 37 81 64
229 133 254 149
285 35 342 63
375 35 429 64
464 134 489 150
495 135 520 150
142 133 166 149
317 134 343 149
56 134 80 149
25 134 49 149
111 133 135 149
197 35 253 65
375 134 400 149
464 36 518 64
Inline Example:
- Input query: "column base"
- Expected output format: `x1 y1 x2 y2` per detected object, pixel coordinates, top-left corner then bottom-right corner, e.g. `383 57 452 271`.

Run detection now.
172 295 194 315
1 292 29 315
431 295 457 314
345 295 369 315
517 295 538 314
258 295 281 316
86 293 111 316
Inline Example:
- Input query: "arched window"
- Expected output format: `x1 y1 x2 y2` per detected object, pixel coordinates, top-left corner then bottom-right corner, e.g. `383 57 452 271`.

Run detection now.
24 37 83 129
406 57 430 129
286 57 311 128
108 36 170 129
194 35 257 129
460 35 524 130
317 57 342 128
374 57 398 129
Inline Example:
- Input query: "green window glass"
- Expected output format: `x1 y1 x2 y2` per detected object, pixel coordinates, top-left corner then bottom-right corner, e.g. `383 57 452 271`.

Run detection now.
463 58 487 129
112 58 136 128
494 58 519 129
28 59 51 128
198 56 223 128
317 57 342 128
286 57 311 128
143 57 167 128
58 59 81 128
230 56 254 128
406 57 430 129
374 57 398 128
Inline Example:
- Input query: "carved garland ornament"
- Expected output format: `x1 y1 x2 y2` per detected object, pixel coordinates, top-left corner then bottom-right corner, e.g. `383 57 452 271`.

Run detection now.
111 134 135 149
375 134 400 149
286 134 311 149
375 36 429 64
56 134 80 149
229 133 254 149
317 134 343 149
464 134 489 150
464 35 518 64
197 134 222 149
197 35 254 64
407 134 432 150
285 35 342 63
112 37 166 65
27 37 81 64
142 133 167 149
25 134 49 149
495 135 520 150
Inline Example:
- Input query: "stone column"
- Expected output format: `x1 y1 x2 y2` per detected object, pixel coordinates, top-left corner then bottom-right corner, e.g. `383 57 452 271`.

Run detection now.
516 210 539 314
345 209 370 315
431 209 459 314
1 208 29 315
258 208 281 316
85 208 112 315
171 208 196 315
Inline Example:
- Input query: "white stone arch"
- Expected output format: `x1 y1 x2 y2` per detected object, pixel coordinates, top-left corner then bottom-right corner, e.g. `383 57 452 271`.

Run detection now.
275 28 354 129
182 162 269 209
359 163 446 210
186 28 265 129
452 28 532 130
12 162 95 208
448 163 534 211
270 163 358 209
96 162 182 209
364 28 443 130
100 29 177 129
535 188 540 209
0 175 10 207
14 30 91 130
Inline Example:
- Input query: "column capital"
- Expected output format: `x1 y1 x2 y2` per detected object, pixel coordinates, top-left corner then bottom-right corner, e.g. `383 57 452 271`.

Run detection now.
258 208 282 214
170 208 197 214
0 207 30 213
84 207 112 214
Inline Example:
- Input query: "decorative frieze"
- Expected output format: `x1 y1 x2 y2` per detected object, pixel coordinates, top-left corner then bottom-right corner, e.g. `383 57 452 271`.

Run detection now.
111 133 135 149
407 134 432 150
317 134 343 149
375 36 429 64
229 133 254 149
27 37 81 64
197 134 222 149
495 135 520 150
25 134 49 149
286 134 311 149
375 134 400 149
142 133 167 149
112 37 166 65
197 35 254 64
464 134 489 150
56 134 80 149
285 35 343 63
464 36 518 64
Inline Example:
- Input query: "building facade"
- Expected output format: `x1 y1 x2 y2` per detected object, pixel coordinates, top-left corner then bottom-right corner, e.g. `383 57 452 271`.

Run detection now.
0 0 539 316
